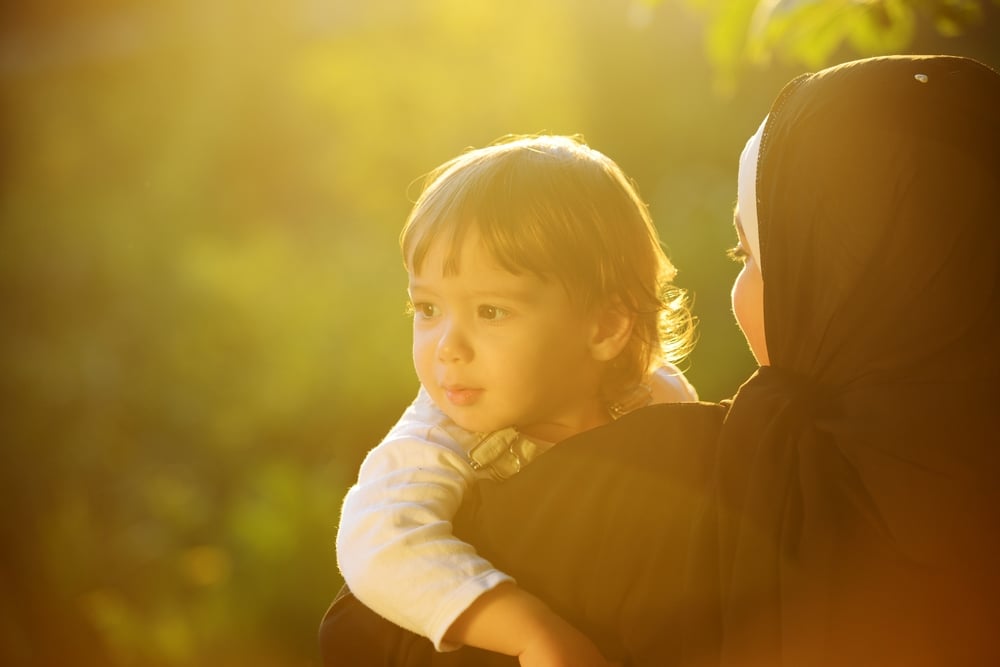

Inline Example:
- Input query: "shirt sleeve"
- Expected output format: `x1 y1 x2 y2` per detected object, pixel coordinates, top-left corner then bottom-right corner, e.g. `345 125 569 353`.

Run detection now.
335 388 514 651
650 363 699 403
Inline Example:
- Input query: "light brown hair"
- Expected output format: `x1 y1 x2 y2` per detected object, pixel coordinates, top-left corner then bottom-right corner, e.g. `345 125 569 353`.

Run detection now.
401 134 693 402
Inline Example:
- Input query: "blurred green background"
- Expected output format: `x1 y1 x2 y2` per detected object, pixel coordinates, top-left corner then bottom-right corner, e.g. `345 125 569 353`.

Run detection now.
2 1 997 665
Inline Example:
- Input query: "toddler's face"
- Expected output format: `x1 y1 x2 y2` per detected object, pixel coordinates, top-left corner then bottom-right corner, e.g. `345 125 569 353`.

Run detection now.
408 233 610 442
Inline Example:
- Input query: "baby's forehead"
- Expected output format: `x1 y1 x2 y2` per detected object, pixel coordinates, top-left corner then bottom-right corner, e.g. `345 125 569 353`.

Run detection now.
403 212 594 307
410 235 524 281
409 227 515 275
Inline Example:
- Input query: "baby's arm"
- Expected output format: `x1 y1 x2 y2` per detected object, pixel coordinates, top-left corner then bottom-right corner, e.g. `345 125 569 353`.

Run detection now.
337 390 616 664
336 390 511 650
446 582 619 667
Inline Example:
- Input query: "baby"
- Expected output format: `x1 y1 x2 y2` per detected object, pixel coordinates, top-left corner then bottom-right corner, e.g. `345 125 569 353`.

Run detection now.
336 134 697 664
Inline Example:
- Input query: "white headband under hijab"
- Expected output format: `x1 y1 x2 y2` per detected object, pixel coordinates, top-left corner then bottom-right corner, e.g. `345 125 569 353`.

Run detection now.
737 115 767 264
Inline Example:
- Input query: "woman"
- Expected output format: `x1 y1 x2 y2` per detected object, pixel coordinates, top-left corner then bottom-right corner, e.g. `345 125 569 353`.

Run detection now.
712 52 1000 666
320 54 1000 666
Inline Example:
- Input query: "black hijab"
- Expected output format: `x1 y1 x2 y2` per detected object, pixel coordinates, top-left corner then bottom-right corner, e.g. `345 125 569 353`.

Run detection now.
713 55 1000 666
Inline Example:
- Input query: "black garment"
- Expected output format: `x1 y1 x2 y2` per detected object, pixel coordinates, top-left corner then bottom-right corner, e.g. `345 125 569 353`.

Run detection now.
320 402 726 666
709 55 1000 666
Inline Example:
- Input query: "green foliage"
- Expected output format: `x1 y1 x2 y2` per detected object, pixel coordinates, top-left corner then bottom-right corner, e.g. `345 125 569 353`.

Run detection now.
672 0 997 90
1 1 996 665
746 0 917 67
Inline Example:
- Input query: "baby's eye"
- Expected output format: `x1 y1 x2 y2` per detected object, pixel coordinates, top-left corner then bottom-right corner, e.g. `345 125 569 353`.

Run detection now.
726 244 749 263
407 301 439 319
477 304 510 321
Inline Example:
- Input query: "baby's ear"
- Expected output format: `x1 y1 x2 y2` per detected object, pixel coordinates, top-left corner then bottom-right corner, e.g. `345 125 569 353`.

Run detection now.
589 300 634 362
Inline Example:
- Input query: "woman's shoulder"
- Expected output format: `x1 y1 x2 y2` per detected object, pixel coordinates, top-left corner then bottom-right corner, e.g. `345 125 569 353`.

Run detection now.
602 400 727 465
504 399 726 490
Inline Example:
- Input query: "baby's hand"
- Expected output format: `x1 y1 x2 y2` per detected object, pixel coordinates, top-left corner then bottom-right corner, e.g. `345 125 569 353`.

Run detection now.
647 365 698 405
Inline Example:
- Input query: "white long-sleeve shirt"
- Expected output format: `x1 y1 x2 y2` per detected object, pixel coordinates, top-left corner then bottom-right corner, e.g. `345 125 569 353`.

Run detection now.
335 364 698 650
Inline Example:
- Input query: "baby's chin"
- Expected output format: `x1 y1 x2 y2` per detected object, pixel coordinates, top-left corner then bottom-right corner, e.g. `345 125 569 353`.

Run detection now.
436 404 510 436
